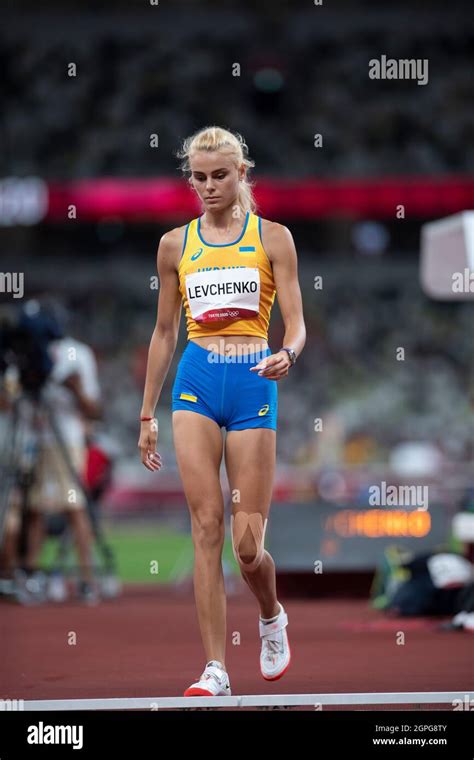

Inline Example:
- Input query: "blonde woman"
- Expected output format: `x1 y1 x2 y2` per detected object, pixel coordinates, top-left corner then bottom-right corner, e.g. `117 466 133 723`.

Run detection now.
138 126 306 697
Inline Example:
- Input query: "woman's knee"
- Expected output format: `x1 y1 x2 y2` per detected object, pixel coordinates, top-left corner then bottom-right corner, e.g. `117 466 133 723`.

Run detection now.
191 510 225 550
231 512 268 571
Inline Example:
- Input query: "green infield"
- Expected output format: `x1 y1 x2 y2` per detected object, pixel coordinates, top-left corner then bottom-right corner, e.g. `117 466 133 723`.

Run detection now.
39 524 239 583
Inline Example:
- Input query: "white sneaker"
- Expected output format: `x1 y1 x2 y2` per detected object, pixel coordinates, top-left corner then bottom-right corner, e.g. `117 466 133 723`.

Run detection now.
259 602 291 681
183 660 232 697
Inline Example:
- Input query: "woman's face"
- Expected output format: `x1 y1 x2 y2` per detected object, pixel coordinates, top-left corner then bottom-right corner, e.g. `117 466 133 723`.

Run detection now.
189 151 244 213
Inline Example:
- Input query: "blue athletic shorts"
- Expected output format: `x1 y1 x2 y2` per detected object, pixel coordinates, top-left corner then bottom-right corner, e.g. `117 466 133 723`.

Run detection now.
171 340 278 431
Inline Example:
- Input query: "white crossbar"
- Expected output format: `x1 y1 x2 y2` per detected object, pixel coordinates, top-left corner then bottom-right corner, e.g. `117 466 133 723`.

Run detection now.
12 691 473 711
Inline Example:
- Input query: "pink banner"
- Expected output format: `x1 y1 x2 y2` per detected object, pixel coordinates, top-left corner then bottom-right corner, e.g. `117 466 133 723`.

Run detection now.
46 176 474 222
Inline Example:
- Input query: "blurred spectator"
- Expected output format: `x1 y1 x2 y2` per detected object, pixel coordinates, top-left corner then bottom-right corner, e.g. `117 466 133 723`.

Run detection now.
1 4 473 178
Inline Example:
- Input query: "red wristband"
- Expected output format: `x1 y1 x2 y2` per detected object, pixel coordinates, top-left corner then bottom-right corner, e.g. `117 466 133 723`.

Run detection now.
140 416 155 421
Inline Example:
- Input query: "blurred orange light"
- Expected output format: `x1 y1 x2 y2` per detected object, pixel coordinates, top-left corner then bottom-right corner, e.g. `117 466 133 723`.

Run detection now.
333 510 430 538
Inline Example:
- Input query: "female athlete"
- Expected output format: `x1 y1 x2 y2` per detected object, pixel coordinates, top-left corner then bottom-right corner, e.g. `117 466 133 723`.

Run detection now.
138 125 306 697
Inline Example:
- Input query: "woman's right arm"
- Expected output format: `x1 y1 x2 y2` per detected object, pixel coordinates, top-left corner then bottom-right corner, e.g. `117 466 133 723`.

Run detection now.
138 227 184 471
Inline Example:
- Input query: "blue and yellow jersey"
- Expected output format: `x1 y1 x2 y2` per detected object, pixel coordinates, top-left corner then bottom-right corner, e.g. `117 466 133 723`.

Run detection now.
178 211 276 341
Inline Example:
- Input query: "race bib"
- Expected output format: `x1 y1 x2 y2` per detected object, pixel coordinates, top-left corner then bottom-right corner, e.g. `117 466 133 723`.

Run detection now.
185 267 260 323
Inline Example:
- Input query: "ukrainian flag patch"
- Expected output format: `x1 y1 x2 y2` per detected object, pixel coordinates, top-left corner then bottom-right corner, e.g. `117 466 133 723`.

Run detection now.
239 245 256 256
180 392 198 403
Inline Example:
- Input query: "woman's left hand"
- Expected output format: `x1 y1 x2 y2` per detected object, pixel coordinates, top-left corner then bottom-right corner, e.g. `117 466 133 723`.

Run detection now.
249 351 291 381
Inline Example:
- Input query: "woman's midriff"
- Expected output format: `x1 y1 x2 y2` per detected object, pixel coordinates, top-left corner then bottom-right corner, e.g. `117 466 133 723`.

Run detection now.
190 334 269 355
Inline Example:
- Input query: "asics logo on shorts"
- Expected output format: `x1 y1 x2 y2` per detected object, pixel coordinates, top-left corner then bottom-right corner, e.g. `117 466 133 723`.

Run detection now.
258 404 270 416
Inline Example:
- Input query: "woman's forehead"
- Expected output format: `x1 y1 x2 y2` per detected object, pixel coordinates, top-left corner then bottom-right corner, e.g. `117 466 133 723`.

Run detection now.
189 151 235 172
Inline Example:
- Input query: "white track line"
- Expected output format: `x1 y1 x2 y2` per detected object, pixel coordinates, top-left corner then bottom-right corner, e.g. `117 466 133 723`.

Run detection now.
13 691 473 711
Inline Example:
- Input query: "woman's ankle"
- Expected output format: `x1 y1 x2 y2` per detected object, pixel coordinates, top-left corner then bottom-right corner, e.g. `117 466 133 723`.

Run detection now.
206 659 226 671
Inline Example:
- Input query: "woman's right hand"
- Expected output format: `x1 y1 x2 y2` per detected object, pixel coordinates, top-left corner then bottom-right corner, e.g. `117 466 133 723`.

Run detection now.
138 417 162 472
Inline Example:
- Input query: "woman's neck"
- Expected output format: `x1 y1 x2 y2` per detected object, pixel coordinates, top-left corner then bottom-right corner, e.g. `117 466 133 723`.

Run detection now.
201 205 245 231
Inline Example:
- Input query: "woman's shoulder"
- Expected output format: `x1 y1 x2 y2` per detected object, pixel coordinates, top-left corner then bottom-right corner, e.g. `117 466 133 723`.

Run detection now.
160 222 189 247
258 217 293 251
157 222 192 264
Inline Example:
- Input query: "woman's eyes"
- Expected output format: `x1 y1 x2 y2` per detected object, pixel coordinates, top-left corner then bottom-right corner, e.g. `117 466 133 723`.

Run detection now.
196 174 226 181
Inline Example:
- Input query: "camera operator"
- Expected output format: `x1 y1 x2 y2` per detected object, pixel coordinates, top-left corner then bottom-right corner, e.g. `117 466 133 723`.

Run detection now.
25 328 103 603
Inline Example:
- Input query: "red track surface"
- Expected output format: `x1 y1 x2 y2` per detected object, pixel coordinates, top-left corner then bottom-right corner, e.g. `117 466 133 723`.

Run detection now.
1 585 472 706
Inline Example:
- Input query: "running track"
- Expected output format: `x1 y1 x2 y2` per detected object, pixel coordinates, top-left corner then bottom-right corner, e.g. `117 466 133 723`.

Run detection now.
1 585 472 706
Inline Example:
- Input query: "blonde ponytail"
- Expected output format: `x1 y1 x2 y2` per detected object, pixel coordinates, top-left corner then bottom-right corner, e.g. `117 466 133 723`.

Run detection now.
176 126 257 215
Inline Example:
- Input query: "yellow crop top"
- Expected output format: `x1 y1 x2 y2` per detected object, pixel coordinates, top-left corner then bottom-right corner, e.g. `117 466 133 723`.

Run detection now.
177 211 276 341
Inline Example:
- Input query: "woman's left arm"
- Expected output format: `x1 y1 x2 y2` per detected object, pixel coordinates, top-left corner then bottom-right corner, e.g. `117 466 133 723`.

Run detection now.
251 221 306 380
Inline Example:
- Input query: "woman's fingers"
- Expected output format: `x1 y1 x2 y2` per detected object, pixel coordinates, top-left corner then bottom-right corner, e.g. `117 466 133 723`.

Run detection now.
261 364 290 381
138 418 163 471
141 451 162 471
145 442 162 468
249 354 289 380
250 355 279 373
138 435 163 471
146 449 162 471
250 357 286 376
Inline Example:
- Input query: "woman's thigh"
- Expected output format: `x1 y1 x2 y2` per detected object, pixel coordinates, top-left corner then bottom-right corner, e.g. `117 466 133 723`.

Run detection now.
224 428 276 559
172 410 225 540
224 427 276 516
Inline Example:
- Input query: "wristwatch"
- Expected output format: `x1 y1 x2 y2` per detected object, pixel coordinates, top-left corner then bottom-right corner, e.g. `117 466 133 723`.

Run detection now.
280 347 297 366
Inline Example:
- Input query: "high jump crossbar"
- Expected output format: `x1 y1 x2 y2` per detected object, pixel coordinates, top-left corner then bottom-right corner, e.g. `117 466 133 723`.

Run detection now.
12 691 473 711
